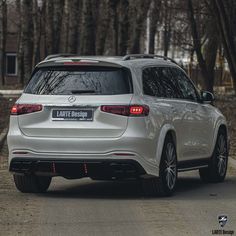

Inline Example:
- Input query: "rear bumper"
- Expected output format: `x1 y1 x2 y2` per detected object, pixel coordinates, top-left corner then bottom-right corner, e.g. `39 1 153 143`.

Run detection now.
8 115 160 177
10 158 146 179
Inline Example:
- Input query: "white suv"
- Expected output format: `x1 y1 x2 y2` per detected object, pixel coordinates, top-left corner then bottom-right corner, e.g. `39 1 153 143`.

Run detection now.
8 54 229 196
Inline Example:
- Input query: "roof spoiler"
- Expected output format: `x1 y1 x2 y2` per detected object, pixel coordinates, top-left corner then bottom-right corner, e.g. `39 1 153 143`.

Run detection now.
44 54 77 61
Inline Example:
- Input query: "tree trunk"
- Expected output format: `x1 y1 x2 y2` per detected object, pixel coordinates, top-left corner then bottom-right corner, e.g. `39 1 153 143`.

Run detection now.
44 0 53 55
32 0 42 68
68 0 80 54
80 0 96 55
16 0 24 85
22 0 33 84
60 0 70 53
117 0 129 55
163 0 171 57
211 0 236 93
148 0 161 54
204 20 219 92
129 0 151 54
52 0 64 54
108 0 119 55
96 0 110 55
187 0 216 93
0 0 7 86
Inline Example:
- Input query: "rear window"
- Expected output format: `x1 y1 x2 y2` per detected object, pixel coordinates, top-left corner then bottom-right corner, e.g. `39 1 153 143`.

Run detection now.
24 67 133 95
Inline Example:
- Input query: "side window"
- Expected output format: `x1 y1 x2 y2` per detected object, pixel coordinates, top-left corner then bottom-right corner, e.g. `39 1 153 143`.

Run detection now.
172 68 199 102
158 67 182 99
142 67 182 99
142 67 165 97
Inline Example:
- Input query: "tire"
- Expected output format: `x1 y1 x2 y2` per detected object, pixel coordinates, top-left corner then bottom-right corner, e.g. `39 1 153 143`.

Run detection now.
199 130 228 183
142 135 177 197
13 174 51 193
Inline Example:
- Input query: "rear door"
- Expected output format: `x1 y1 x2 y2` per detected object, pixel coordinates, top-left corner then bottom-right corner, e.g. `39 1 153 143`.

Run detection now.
18 65 133 138
172 68 214 159
142 66 187 160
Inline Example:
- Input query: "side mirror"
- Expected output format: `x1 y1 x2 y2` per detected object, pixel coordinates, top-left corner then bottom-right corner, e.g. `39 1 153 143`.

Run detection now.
201 91 215 103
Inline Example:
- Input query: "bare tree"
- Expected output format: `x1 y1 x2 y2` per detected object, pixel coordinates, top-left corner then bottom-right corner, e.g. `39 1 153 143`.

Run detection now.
60 0 70 53
52 0 64 53
117 0 129 55
80 0 96 55
210 0 236 93
68 0 81 54
163 0 172 56
129 0 151 54
32 0 42 68
148 0 161 54
44 0 53 55
2 0 235 91
0 0 7 86
22 0 33 84
107 0 119 55
187 0 218 92
15 0 24 85
96 0 110 55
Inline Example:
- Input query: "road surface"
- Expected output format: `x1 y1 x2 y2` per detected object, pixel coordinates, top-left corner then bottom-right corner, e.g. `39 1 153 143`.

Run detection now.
0 164 235 236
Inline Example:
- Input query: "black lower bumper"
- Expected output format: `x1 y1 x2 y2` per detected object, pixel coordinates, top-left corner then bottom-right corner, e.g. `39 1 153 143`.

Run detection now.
10 158 146 179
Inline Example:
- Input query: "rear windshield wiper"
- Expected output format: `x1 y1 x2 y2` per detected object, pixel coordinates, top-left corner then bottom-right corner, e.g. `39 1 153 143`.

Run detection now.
70 90 97 94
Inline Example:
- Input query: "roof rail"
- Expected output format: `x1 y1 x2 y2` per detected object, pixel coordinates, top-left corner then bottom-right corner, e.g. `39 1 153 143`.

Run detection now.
122 54 178 65
44 53 77 61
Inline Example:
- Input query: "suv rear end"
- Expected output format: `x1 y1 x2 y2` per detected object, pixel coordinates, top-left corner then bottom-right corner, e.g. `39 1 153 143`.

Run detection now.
8 56 157 189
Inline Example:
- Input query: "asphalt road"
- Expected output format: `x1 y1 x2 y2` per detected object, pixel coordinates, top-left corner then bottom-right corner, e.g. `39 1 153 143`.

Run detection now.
0 165 236 236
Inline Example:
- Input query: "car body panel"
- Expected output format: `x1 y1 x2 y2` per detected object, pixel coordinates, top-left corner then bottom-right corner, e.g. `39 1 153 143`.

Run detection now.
7 56 229 178
17 93 133 138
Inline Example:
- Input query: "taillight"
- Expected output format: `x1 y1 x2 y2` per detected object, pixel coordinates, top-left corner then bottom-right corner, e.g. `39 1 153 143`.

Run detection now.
11 104 43 115
101 105 149 116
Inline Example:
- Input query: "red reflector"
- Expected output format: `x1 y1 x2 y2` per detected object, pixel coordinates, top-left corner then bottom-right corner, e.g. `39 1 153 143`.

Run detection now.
11 104 43 115
12 151 29 155
113 153 135 156
11 106 18 114
101 105 149 116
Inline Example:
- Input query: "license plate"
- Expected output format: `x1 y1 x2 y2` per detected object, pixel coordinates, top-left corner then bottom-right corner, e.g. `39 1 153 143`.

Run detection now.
52 109 93 121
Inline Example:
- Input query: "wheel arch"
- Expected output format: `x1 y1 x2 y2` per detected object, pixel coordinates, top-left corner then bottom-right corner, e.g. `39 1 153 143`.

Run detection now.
211 120 229 156
218 124 229 151
155 124 177 166
166 130 177 148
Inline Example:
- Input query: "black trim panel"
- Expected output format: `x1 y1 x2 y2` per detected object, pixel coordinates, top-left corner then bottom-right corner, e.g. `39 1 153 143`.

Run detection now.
177 158 210 172
10 158 146 179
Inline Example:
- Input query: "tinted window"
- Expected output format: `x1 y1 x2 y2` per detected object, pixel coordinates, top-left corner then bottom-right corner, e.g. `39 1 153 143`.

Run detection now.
172 68 199 101
142 67 181 98
159 67 181 98
143 67 165 97
25 67 132 95
6 54 17 75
